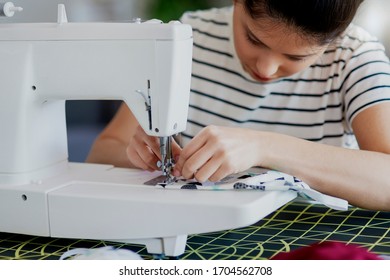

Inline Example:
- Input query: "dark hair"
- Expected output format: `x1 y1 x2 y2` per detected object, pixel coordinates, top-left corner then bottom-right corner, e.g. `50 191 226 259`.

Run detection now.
241 0 364 44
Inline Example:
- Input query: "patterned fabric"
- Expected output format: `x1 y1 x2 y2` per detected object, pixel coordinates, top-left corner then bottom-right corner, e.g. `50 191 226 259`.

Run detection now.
155 170 348 210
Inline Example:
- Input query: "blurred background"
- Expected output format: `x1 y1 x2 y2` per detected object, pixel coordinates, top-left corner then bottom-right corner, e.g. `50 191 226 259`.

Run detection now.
2 0 389 162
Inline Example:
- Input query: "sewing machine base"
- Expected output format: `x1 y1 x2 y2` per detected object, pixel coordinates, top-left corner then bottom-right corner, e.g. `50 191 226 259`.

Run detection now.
0 163 296 256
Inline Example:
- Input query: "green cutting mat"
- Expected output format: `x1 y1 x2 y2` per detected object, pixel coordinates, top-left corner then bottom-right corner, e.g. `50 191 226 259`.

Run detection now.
1 201 389 260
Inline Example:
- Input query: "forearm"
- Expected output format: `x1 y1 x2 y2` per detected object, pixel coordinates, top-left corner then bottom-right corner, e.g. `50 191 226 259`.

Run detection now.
86 136 136 168
260 132 390 210
85 104 139 168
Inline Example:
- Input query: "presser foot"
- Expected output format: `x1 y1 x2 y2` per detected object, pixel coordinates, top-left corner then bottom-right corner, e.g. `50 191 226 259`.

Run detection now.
163 174 176 185
143 174 177 186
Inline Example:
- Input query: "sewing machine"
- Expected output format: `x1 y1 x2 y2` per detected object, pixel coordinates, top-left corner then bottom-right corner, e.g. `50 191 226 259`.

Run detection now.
0 3 296 256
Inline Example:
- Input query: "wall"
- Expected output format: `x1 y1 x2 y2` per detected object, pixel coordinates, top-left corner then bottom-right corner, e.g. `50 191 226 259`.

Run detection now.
353 0 390 56
1 0 149 22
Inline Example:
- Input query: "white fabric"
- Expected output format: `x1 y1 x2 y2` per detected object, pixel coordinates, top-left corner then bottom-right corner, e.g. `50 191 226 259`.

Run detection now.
60 246 143 260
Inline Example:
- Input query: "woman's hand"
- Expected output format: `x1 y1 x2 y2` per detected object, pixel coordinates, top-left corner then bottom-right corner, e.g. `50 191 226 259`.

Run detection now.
126 124 182 172
173 125 263 182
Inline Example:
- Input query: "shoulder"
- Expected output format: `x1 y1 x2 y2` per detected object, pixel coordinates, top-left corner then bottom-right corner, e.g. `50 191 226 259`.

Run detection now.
342 24 380 42
327 24 388 61
180 6 234 58
180 6 232 29
332 26 390 128
319 24 390 86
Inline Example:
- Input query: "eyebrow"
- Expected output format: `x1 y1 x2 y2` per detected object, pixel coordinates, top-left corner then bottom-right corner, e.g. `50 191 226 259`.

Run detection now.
246 27 318 59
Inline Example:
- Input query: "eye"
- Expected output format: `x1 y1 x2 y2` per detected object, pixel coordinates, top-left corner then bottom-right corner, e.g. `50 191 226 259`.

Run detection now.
245 33 262 46
287 56 308 62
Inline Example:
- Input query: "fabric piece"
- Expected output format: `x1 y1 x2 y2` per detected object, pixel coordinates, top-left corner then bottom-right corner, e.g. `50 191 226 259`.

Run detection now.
156 170 348 210
271 241 383 260
60 246 143 260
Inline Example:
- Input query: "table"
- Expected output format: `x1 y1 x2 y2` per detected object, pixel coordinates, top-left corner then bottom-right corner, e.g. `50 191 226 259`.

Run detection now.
1 200 389 260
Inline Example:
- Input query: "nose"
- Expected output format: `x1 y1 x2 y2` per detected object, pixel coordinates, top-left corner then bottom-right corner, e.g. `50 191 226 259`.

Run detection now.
255 54 279 78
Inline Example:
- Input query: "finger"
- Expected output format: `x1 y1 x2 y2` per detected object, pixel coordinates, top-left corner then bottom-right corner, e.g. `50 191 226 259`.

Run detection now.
171 138 182 160
207 164 232 182
171 139 182 176
126 145 155 171
175 130 212 177
128 137 159 171
180 141 217 179
176 130 209 168
193 156 222 182
137 145 161 171
194 145 240 182
134 126 162 161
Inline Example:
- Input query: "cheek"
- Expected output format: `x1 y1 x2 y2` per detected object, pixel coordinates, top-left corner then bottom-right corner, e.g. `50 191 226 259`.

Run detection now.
233 35 245 60
280 59 317 76
233 31 255 60
281 63 306 76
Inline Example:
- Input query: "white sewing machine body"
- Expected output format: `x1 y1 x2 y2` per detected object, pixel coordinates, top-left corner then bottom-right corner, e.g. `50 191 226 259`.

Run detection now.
0 5 296 256
0 9 192 185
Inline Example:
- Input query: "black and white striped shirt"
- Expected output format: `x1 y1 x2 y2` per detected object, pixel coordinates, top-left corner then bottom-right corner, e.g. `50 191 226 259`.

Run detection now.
180 6 390 148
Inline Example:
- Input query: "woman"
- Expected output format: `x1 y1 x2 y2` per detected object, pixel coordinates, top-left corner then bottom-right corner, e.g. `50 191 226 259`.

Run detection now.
87 0 390 210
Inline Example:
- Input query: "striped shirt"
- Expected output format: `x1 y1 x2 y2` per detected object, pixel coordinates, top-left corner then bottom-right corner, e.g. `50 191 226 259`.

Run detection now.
180 6 390 148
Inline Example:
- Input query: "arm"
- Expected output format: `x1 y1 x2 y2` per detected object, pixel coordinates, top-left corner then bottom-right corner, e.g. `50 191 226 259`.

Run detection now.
265 102 390 210
86 103 181 171
173 102 390 210
86 103 162 170
86 103 138 168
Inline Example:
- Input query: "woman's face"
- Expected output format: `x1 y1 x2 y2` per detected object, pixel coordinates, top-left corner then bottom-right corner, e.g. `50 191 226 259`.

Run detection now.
233 2 328 82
